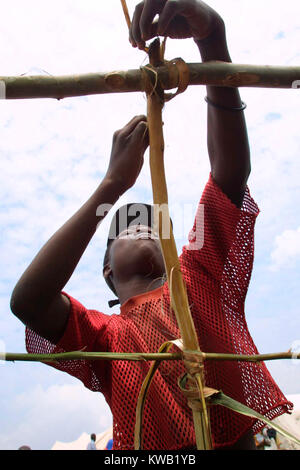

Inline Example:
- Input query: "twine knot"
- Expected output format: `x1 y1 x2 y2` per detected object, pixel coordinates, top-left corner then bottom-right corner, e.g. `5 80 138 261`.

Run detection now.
141 57 190 104
178 372 219 412
183 350 206 378
179 350 219 412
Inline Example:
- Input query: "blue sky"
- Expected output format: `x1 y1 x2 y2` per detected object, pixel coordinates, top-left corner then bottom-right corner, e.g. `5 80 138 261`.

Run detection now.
0 0 300 450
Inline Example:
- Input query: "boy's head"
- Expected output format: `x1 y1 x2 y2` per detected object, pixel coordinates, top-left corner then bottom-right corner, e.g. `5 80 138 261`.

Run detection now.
103 204 168 303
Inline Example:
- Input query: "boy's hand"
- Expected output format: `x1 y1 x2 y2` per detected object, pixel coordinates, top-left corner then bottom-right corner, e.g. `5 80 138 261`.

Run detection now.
129 0 224 50
105 115 149 194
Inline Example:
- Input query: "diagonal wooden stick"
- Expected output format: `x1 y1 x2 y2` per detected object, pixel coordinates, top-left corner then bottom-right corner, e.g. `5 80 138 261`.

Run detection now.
120 0 132 30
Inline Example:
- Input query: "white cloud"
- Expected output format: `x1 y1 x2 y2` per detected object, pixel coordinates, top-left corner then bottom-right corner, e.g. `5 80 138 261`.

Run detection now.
270 227 300 271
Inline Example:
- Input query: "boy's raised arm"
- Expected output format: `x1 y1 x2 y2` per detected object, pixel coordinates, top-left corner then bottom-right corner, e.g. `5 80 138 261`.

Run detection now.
10 116 149 344
196 23 251 208
130 0 251 207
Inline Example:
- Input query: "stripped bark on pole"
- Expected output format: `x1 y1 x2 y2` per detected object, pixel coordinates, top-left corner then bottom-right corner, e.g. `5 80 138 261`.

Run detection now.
1 62 299 100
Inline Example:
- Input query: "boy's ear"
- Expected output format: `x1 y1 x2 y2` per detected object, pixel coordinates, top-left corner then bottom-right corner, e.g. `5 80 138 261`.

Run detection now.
103 264 112 281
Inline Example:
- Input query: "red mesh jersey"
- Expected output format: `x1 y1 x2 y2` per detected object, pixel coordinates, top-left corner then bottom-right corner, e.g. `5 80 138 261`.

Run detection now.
26 174 293 450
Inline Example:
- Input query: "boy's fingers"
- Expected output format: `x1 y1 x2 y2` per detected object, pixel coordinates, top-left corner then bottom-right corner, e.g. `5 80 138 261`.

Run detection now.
140 0 167 41
157 0 182 36
131 121 149 152
132 120 149 141
130 2 145 49
122 115 147 136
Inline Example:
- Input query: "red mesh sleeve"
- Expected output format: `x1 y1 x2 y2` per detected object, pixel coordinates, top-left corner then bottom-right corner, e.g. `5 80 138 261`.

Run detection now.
182 173 260 293
25 292 111 393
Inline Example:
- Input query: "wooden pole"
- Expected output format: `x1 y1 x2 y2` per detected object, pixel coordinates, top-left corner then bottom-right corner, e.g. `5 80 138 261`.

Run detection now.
2 350 300 363
1 62 299 100
145 38 212 451
120 0 132 30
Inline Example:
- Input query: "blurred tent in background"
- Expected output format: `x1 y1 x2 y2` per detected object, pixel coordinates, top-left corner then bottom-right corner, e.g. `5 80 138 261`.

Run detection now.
274 394 300 450
51 427 112 450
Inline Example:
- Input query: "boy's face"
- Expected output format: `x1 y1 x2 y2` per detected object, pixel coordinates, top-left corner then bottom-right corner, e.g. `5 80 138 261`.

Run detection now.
108 225 166 285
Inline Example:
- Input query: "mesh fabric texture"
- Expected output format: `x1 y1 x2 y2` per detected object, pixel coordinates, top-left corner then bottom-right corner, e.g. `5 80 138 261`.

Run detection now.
26 174 293 450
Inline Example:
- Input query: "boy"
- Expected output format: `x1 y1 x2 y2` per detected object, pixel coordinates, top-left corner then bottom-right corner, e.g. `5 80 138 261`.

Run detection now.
11 0 292 450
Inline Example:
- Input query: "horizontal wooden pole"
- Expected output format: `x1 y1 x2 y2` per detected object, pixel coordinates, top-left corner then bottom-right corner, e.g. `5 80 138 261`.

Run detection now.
1 62 299 100
2 350 299 363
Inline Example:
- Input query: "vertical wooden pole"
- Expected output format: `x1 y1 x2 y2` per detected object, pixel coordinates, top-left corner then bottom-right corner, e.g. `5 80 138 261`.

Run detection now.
146 39 212 450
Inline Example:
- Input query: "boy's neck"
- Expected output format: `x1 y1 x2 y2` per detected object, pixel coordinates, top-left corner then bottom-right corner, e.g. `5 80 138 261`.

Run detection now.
116 275 165 306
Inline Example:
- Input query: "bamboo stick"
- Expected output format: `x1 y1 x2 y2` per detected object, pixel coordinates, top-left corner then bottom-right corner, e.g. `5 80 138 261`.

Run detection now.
1 62 299 100
1 350 299 363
